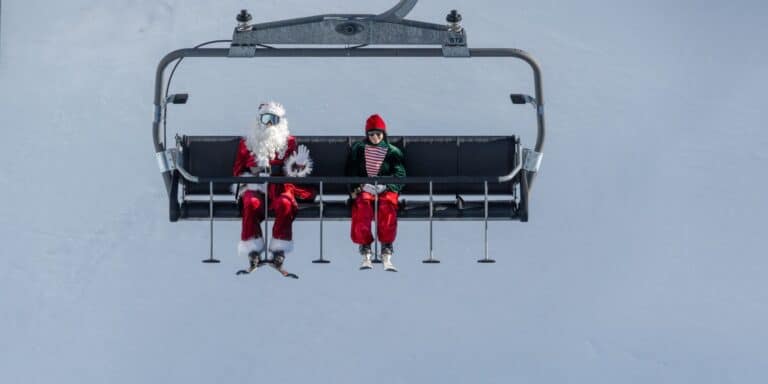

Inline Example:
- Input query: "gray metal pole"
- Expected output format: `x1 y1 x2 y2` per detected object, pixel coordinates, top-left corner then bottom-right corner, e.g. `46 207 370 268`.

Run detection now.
313 182 330 263
373 181 381 263
203 181 220 263
319 181 323 261
423 181 439 264
478 181 496 263
429 181 433 259
263 183 269 261
484 181 488 260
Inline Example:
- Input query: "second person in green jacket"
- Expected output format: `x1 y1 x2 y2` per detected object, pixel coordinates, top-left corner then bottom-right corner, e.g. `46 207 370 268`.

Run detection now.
345 114 406 272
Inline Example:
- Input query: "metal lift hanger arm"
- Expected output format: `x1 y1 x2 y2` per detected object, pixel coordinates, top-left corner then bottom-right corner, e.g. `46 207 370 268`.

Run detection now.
229 0 467 55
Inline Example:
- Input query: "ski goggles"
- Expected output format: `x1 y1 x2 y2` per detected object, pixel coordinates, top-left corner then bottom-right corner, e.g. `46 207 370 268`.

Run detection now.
259 113 281 125
366 130 384 137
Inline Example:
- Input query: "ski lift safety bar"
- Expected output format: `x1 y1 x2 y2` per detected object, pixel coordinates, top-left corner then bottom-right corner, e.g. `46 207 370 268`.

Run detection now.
152 47 546 192
173 158 524 186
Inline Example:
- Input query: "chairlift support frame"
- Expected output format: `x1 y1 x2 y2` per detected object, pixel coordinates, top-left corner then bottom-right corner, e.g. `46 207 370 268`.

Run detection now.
153 0 546 264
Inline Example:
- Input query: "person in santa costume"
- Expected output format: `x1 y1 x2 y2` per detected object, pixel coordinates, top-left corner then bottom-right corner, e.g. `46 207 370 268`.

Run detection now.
233 101 315 273
345 114 406 272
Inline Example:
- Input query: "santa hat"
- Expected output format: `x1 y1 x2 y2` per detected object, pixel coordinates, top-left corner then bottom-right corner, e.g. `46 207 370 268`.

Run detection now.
365 114 386 132
259 101 286 117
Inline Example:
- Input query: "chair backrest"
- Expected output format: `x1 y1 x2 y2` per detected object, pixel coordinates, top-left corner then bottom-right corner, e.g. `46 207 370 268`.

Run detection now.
399 136 517 195
180 135 518 195
181 136 241 195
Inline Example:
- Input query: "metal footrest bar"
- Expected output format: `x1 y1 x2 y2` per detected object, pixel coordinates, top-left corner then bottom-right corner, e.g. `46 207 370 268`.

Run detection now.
313 181 331 264
372 181 382 263
423 181 440 264
203 181 221 263
477 181 496 263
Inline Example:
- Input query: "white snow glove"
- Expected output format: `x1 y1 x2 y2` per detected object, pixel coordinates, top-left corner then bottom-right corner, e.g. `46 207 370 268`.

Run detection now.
362 183 387 195
284 145 313 177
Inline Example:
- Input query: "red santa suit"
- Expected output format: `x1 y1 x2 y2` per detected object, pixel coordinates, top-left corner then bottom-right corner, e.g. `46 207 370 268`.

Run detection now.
234 102 314 258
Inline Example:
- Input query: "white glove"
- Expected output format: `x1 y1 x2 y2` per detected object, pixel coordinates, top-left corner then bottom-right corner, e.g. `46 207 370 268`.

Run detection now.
362 183 387 195
284 145 313 177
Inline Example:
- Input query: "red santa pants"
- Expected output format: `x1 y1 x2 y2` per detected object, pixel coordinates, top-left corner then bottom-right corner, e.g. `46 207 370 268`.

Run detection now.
240 190 296 241
350 191 399 245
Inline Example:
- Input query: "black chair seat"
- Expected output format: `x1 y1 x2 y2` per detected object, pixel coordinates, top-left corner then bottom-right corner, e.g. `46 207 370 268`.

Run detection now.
173 135 525 222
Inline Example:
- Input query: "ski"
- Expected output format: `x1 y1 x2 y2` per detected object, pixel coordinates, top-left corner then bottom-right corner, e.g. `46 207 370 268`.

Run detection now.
236 252 262 275
258 260 299 279
235 265 258 275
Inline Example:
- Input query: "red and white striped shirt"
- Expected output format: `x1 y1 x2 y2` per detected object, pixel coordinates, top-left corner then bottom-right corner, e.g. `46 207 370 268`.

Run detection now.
364 145 388 176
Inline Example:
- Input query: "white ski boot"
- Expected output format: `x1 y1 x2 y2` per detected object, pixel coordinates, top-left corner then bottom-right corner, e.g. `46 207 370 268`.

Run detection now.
359 244 373 270
381 243 397 272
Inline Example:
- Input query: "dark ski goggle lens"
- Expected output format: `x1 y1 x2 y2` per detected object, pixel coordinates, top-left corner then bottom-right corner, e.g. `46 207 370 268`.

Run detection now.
367 131 384 137
260 113 281 125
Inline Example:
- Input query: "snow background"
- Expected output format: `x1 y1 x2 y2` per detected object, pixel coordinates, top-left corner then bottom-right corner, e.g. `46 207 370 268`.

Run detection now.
1 0 767 383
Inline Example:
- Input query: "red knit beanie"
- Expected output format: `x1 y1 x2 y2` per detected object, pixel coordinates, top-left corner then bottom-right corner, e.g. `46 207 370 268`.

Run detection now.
365 114 386 132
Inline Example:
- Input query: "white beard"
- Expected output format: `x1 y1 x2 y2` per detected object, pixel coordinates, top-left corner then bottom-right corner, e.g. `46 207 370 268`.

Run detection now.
245 119 290 168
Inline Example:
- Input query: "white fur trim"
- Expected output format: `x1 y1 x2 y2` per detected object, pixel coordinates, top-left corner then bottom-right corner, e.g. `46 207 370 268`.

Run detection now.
238 237 265 258
269 238 294 253
232 172 254 197
258 101 286 118
239 172 267 194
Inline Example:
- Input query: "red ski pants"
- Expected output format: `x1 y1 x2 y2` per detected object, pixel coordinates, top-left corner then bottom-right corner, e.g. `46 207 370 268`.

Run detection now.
351 191 399 245
240 190 296 241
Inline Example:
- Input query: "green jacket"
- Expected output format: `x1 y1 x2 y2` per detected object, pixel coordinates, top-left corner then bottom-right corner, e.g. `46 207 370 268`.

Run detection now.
345 139 406 193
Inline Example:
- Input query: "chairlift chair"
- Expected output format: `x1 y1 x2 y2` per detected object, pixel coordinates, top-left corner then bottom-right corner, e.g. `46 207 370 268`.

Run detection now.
153 0 546 265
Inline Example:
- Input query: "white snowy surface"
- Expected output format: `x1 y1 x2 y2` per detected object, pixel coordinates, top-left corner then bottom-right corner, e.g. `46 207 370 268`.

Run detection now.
1 0 767 383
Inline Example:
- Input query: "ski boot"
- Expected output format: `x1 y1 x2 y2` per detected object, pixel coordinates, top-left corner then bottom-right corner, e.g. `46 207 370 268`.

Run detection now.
269 250 299 279
359 244 374 270
271 250 286 269
236 251 262 275
381 243 397 272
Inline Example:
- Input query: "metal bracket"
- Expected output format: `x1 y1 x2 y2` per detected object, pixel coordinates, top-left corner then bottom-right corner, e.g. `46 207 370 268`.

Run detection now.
522 148 543 173
442 30 469 57
155 150 176 173
228 1 468 57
